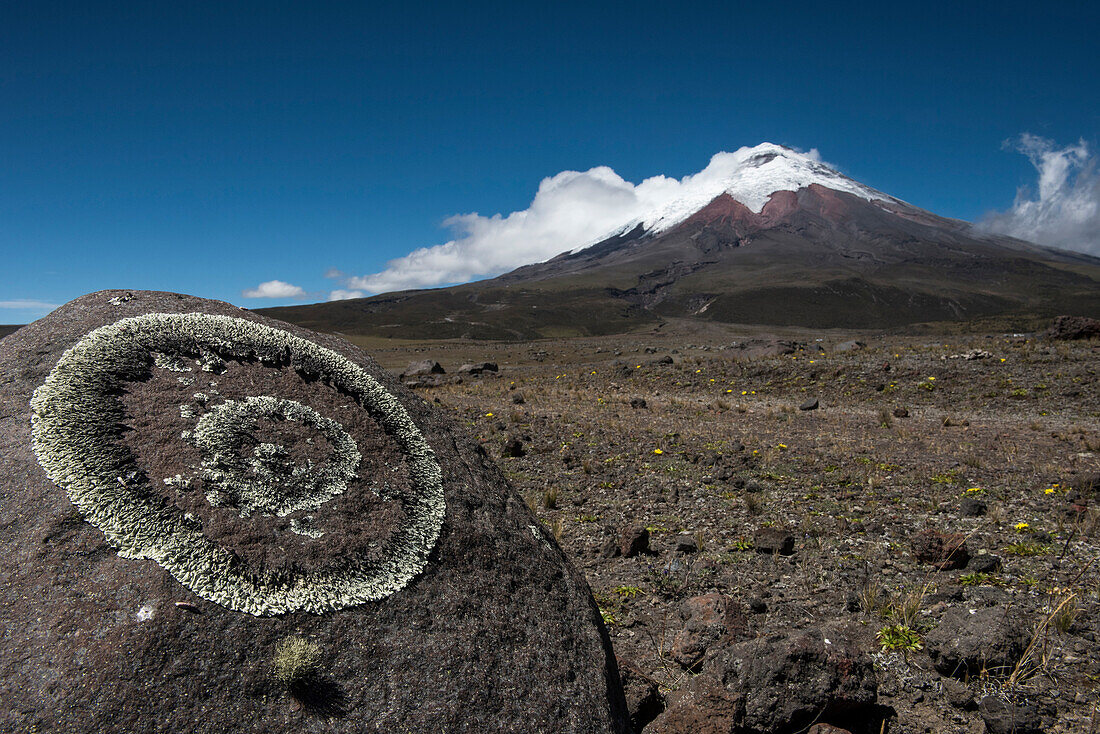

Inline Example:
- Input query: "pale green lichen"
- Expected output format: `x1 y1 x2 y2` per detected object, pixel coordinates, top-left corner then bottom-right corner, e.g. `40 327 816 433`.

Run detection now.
31 312 446 616
193 395 360 518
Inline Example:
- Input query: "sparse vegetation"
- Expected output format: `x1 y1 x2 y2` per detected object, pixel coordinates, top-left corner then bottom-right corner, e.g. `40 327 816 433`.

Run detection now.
273 636 323 687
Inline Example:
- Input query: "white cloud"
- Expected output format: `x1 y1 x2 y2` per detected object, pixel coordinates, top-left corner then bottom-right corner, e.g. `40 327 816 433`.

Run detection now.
328 289 364 301
0 299 59 310
241 280 306 299
344 165 664 294
980 134 1100 256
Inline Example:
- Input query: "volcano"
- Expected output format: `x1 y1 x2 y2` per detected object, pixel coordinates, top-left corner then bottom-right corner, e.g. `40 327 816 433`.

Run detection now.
262 144 1100 339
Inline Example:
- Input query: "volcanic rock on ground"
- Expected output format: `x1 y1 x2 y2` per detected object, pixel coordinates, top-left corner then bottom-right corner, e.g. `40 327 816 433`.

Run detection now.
1044 315 1100 341
924 606 1031 679
457 361 499 375
0 290 628 734
399 359 444 379
617 657 665 732
978 696 1044 734
670 593 747 670
650 628 878 733
909 529 970 570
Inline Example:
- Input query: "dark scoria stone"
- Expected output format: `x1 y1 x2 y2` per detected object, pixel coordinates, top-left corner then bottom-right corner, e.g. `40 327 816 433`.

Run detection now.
0 290 628 734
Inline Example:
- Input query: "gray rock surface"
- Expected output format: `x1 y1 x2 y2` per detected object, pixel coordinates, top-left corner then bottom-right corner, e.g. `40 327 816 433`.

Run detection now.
0 290 628 733
925 605 1031 678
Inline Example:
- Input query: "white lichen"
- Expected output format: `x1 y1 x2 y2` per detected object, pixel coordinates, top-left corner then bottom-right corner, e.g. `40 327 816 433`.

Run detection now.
290 517 325 539
192 396 360 518
31 312 446 616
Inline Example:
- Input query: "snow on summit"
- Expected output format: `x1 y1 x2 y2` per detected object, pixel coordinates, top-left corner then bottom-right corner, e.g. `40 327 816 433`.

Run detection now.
596 143 896 242
341 144 898 295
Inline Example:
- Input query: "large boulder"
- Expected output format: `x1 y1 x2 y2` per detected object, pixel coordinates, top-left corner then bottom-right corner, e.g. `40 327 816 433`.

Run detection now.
651 627 878 733
924 605 1031 679
399 359 445 379
0 290 628 733
670 594 748 670
1044 315 1100 341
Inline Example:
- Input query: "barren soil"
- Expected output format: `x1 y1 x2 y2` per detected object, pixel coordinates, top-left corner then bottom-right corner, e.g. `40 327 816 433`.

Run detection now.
365 319 1100 733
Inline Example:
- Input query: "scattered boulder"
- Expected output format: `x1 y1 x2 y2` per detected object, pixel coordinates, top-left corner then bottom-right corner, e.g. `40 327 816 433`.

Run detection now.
511 391 525 404
619 524 651 558
399 359 444 379
924 606 1031 678
670 594 748 670
978 696 1043 734
943 349 992 360
941 679 975 711
501 435 526 458
616 657 665 731
834 340 866 353
799 397 819 411
630 397 648 409
753 527 795 555
892 407 909 418
651 628 878 733
910 529 969 570
674 533 698 554
457 361 499 375
959 496 987 517
967 552 1002 574
728 339 805 359
1044 315 1100 341
0 290 629 733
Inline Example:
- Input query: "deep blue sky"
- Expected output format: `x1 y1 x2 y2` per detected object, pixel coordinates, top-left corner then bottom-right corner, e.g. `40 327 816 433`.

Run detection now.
2 1 1097 321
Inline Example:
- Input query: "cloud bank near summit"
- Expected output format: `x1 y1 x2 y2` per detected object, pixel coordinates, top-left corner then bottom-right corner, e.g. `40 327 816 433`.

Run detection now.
980 135 1100 257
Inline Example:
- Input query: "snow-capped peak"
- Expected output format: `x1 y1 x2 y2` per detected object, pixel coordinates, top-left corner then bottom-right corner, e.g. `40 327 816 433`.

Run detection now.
642 143 895 233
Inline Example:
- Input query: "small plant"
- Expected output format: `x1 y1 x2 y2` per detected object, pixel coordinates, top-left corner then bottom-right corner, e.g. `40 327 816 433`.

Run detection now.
543 487 558 509
273 636 323 688
958 572 999 587
858 579 882 614
887 587 925 628
876 624 922 652
877 407 893 428
613 585 643 598
1051 594 1078 634
547 516 564 541
730 538 754 552
744 494 764 516
1004 541 1049 557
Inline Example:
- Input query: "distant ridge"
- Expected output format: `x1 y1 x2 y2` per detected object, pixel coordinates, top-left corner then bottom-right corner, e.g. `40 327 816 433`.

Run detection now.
262 145 1100 339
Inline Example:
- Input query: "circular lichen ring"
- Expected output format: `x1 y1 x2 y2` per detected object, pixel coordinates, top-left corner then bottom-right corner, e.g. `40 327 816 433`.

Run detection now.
194 395 361 518
30 313 445 616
